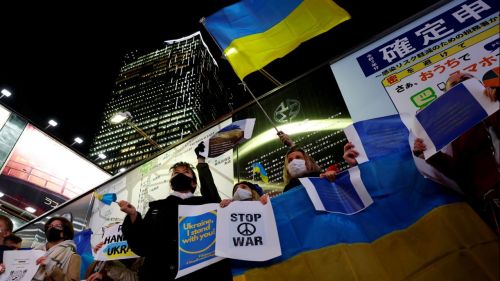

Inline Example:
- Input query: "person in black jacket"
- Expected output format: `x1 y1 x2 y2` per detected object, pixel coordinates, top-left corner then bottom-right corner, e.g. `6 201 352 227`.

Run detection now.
119 146 232 281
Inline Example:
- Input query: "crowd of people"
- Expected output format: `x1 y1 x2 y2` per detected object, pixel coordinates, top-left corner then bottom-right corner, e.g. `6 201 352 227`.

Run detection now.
0 71 497 280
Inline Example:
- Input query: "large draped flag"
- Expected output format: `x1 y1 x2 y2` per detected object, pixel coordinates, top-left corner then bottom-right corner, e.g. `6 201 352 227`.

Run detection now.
204 0 350 80
231 115 499 281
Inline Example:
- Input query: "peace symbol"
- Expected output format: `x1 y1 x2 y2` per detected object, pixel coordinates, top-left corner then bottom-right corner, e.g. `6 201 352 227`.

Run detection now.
237 222 256 236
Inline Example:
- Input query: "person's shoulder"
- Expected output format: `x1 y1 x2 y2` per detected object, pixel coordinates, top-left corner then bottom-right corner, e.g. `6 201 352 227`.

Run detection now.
149 197 173 208
185 196 209 204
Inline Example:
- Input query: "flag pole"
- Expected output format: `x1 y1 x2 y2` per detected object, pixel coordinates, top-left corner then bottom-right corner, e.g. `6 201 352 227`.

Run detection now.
259 69 282 86
242 82 279 132
200 17 279 133
200 17 226 58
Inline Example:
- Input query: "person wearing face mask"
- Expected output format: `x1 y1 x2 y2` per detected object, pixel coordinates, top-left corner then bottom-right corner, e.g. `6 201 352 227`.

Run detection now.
119 157 231 281
220 181 269 207
278 132 337 192
32 217 81 281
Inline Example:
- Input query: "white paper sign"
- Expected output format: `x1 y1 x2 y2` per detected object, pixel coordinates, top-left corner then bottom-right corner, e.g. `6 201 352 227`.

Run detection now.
95 223 139 261
0 250 45 281
200 118 256 158
215 201 281 261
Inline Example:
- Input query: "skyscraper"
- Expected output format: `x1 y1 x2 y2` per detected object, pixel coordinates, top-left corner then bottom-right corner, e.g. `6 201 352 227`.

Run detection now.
89 32 232 173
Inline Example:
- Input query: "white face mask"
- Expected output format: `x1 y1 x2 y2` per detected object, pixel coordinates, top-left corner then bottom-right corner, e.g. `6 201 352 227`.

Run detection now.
233 188 253 201
288 159 307 178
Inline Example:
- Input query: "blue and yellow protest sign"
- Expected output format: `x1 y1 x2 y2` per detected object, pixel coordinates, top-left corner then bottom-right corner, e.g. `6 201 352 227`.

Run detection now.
177 203 222 279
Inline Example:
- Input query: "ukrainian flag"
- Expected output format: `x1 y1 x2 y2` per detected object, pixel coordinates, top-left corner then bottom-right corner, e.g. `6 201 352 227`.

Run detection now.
231 117 499 280
93 192 117 205
204 0 350 80
252 162 269 183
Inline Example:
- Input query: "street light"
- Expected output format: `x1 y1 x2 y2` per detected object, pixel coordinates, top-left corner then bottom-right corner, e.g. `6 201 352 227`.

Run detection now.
109 111 162 150
45 119 58 129
70 137 84 146
0 89 12 99
25 206 37 213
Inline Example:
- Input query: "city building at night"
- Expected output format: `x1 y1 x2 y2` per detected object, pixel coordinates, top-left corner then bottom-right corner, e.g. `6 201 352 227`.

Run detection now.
89 32 232 173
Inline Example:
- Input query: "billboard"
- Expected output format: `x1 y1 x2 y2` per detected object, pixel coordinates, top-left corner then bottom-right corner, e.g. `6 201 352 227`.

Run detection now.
331 0 499 126
0 124 110 217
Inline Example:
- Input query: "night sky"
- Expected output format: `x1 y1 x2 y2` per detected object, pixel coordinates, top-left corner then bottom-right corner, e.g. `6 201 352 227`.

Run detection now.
0 0 442 156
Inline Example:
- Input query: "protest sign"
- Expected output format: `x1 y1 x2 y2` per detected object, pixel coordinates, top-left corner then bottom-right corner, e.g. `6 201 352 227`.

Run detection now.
177 203 222 279
412 78 499 159
215 201 281 261
300 166 373 215
200 119 255 158
0 250 45 281
95 223 139 261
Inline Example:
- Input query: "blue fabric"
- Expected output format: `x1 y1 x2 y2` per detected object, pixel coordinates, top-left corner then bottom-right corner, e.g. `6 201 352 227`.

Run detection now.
354 114 410 160
74 229 94 280
416 83 488 151
231 115 463 275
205 0 303 50
309 176 365 214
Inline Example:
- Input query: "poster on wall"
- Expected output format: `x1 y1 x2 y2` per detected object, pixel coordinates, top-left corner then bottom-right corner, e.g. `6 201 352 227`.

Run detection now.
330 0 498 191
88 118 235 247
0 124 110 216
332 0 499 126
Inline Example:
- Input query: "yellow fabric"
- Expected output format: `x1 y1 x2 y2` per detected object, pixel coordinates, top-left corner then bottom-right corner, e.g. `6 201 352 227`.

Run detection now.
224 0 350 79
235 203 500 281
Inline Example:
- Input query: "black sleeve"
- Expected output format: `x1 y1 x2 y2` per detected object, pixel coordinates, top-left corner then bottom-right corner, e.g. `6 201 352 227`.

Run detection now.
196 162 222 203
426 151 459 182
121 212 150 257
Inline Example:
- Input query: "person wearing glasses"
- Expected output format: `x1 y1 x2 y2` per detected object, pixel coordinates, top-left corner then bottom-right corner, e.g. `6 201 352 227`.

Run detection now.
32 217 81 281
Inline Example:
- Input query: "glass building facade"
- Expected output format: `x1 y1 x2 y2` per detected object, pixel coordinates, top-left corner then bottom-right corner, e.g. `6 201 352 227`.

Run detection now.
89 32 231 173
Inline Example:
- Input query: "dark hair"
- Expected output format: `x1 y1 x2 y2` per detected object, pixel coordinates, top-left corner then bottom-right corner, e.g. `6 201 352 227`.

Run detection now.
4 234 22 244
169 162 198 192
0 215 13 232
44 217 75 240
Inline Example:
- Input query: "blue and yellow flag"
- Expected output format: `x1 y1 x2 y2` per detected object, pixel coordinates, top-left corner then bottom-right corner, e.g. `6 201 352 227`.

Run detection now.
94 192 117 205
232 115 499 280
252 162 269 183
204 0 350 79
